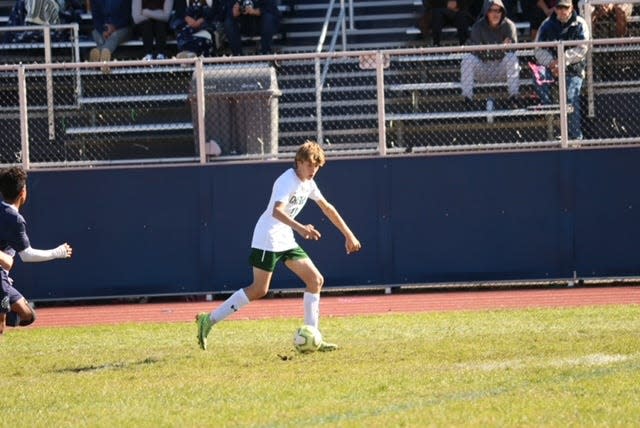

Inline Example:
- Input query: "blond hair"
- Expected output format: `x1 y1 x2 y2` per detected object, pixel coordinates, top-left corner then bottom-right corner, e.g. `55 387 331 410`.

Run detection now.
295 140 326 167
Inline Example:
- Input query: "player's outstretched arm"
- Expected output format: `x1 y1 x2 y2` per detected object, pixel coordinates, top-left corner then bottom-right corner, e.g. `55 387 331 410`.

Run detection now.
315 198 361 254
19 243 73 263
0 251 14 271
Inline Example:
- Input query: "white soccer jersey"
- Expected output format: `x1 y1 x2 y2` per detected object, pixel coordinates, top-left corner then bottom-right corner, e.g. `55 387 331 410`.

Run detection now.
251 168 324 252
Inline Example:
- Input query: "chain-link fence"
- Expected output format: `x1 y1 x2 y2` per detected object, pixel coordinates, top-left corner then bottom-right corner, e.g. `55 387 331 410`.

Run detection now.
1 36 640 168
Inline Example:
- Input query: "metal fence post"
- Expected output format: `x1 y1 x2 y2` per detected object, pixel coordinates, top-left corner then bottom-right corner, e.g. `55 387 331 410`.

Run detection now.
376 51 387 156
583 2 595 117
557 42 569 148
44 25 55 141
18 65 30 170
315 57 324 145
340 0 347 50
195 58 206 164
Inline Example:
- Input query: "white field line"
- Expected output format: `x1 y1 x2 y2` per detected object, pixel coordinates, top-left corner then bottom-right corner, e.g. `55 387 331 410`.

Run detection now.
454 353 634 372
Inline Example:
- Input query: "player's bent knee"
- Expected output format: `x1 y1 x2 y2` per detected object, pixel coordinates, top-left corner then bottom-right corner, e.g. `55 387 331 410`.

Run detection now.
245 284 269 300
7 309 36 327
20 309 36 326
253 289 269 300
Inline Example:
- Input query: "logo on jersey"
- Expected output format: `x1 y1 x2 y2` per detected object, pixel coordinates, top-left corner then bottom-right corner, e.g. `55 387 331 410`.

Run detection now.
287 194 307 217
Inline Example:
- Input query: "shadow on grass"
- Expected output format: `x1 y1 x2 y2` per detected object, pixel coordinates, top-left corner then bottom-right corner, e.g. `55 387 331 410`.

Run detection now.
53 356 161 373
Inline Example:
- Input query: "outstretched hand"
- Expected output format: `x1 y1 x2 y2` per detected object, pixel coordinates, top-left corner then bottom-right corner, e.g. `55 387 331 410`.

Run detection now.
56 243 73 259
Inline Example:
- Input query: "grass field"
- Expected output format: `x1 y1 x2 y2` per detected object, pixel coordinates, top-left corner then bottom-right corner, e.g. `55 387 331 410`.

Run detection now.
2 305 639 427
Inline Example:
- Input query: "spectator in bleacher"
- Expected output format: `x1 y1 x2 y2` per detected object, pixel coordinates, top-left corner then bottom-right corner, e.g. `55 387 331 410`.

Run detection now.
501 0 519 22
132 0 174 60
175 0 222 58
3 0 84 43
532 0 590 139
588 2 633 37
460 0 521 107
423 0 475 46
169 0 187 37
89 0 133 62
521 0 556 41
223 0 280 55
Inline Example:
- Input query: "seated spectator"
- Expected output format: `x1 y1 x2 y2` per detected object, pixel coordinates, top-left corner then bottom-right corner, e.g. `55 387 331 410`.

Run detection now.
89 0 133 62
589 2 633 37
169 0 186 32
175 0 222 58
132 0 174 60
223 0 280 55
4 0 84 43
501 0 519 22
461 0 521 106
521 0 556 41
423 0 475 46
532 0 590 139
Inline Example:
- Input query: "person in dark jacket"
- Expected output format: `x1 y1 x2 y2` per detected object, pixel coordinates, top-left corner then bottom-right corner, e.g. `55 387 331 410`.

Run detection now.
533 0 590 139
460 0 520 105
175 0 222 58
223 0 280 55
423 0 476 46
89 0 134 62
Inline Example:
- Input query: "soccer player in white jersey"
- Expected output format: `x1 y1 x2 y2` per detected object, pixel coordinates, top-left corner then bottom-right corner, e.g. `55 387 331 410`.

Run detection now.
196 140 362 351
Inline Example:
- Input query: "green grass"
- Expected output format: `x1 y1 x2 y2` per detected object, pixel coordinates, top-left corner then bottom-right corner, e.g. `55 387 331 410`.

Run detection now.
2 305 640 427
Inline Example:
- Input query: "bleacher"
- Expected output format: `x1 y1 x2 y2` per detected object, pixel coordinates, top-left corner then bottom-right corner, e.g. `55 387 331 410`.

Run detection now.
405 0 532 45
0 0 424 161
2 0 640 163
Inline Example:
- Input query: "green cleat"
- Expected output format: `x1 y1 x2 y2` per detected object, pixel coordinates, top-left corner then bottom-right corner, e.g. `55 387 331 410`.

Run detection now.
195 312 213 350
318 341 338 352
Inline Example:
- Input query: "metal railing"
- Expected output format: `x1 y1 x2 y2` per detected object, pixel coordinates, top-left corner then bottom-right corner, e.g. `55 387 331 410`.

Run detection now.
1 35 640 169
314 0 349 144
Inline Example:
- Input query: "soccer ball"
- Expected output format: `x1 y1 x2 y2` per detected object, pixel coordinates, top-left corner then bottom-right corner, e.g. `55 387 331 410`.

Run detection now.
293 324 322 353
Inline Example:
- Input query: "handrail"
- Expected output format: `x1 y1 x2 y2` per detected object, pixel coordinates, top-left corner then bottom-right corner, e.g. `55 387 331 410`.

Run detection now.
316 0 343 53
315 0 348 144
321 6 346 85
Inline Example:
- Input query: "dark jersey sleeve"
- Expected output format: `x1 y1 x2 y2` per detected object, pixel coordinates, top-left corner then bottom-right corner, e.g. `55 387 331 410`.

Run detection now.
8 214 30 255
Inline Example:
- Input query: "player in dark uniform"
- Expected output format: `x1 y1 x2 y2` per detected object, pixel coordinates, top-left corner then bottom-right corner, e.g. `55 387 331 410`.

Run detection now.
0 167 73 334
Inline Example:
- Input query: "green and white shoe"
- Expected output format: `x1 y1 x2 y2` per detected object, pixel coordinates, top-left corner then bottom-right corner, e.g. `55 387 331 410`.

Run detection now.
195 312 213 350
318 341 338 352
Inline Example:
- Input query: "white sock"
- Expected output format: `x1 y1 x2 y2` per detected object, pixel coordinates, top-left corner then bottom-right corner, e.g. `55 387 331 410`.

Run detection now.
303 291 320 329
211 289 250 324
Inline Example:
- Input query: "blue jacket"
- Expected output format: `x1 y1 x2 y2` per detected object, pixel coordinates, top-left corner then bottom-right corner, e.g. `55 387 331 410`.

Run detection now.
535 10 590 77
91 0 133 32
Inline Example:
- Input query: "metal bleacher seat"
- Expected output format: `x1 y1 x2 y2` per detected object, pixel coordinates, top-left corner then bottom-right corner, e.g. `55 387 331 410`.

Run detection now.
0 4 291 60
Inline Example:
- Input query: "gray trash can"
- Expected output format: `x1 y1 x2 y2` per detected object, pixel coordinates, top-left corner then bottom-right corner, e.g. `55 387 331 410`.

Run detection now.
190 63 281 156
